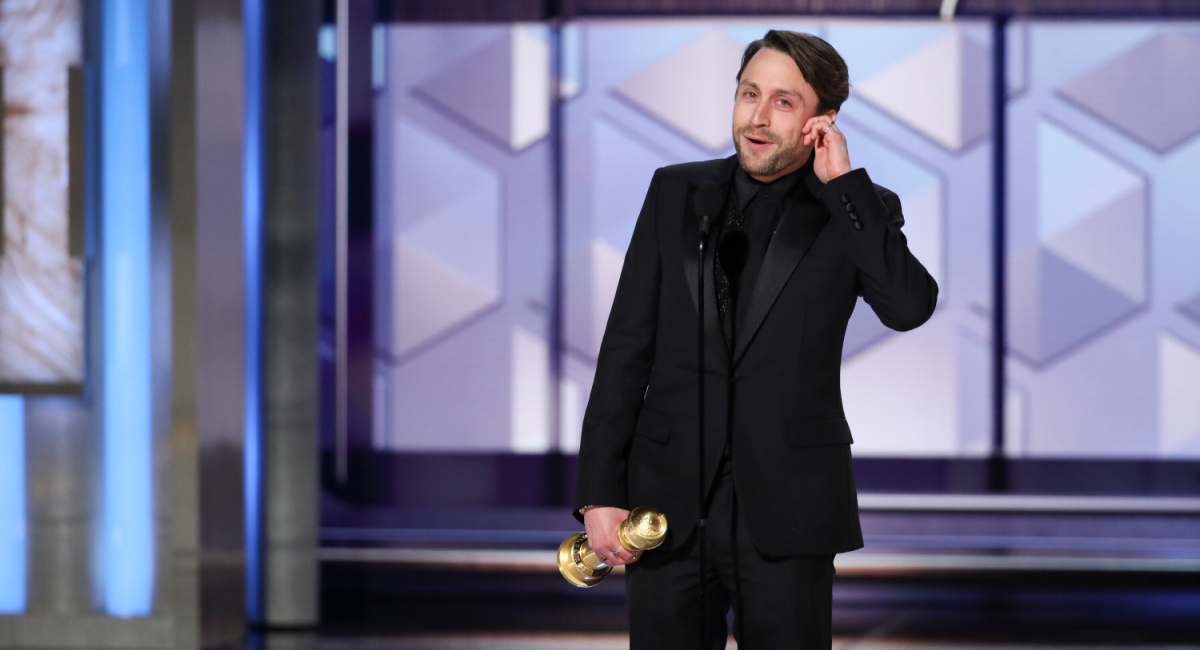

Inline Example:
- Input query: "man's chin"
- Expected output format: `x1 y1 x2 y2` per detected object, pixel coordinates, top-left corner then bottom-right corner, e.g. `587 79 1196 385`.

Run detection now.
735 150 766 174
737 146 809 180
737 155 779 178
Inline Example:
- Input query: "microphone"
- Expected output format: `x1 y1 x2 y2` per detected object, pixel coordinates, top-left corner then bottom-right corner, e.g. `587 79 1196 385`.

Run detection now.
691 181 724 647
694 183 723 237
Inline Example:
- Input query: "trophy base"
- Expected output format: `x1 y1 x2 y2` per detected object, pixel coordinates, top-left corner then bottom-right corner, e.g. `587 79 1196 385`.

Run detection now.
557 532 612 588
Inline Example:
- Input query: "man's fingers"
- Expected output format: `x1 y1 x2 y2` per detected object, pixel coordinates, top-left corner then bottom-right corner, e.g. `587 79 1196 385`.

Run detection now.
581 506 635 565
604 547 642 566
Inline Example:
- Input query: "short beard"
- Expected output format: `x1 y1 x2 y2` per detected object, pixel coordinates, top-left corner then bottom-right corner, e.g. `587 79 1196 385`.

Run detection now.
733 128 805 179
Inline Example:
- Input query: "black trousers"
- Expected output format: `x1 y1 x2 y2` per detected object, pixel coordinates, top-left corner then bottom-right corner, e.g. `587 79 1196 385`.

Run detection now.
625 467 835 650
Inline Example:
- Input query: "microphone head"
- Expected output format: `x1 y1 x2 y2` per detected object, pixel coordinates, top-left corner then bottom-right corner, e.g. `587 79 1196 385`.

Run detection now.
694 183 723 236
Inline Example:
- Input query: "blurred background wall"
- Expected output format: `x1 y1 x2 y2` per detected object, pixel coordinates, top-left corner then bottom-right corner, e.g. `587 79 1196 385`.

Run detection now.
1 0 1198 647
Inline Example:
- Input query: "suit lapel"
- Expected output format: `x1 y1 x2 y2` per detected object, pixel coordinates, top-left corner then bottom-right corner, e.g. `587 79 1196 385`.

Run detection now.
732 173 830 365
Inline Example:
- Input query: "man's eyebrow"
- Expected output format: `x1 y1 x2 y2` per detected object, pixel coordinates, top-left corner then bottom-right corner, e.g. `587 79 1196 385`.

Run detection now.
738 80 800 98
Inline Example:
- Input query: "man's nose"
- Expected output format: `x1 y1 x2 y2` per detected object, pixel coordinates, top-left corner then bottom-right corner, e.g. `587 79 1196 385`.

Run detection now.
751 102 770 127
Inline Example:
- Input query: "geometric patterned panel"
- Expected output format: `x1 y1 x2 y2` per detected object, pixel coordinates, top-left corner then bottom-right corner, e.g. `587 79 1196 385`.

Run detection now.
1180 290 1200 324
1058 32 1200 153
612 29 745 153
368 20 1200 464
377 24 555 452
390 119 501 359
1006 21 1200 459
564 117 671 359
510 326 551 453
383 17 638 459
1006 22 1029 98
376 20 1000 458
856 30 991 152
1007 120 1147 367
1159 332 1200 457
1008 246 1140 367
414 26 550 152
560 24 585 99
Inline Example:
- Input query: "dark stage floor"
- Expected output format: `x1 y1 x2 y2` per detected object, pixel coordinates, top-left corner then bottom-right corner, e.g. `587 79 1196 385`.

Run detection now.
312 551 1200 648
302 495 1200 648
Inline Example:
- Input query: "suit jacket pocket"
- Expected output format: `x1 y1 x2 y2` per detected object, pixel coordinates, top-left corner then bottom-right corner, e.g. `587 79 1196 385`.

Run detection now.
786 416 853 448
634 409 671 444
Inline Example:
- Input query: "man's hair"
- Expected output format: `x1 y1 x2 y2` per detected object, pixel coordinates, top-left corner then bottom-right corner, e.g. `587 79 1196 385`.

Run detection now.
736 30 850 114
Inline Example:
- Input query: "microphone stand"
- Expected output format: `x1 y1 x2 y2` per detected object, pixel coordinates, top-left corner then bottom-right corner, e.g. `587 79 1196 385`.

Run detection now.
696 214 711 650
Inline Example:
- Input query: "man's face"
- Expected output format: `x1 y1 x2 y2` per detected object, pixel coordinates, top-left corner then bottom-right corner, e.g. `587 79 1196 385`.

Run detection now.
732 47 829 183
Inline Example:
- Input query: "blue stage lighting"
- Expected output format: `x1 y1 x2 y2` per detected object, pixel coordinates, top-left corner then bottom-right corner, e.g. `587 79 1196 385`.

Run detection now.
101 0 154 617
0 396 26 614
243 0 265 624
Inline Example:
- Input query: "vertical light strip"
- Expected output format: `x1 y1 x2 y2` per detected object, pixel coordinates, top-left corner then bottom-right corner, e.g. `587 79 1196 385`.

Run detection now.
243 0 265 624
0 396 26 613
0 69 5 258
990 17 1009 491
334 0 349 484
101 0 154 616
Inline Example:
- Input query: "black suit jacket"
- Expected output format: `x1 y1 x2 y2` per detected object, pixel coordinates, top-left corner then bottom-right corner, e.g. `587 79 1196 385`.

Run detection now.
574 155 938 557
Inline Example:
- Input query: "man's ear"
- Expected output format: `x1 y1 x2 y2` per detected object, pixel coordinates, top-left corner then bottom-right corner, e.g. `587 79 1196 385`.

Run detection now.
824 109 838 122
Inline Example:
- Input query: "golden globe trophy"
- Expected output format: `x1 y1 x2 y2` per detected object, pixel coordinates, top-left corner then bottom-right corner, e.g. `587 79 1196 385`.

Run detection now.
557 506 668 587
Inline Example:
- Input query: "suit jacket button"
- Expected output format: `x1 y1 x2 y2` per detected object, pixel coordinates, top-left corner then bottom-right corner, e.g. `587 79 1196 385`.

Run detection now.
848 211 859 221
853 221 864 231
841 193 851 204
844 202 855 212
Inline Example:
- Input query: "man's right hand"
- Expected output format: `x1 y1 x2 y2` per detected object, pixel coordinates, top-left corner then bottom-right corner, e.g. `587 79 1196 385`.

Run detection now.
583 506 640 566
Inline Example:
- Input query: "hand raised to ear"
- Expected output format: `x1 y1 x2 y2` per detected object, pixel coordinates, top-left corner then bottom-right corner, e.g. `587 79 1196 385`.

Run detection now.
802 115 851 183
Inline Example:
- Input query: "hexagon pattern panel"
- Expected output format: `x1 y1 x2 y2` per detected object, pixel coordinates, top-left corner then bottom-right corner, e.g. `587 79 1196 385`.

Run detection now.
1004 22 1200 459
413 25 551 152
1007 120 1147 367
375 25 555 452
855 30 991 152
372 20 1200 460
388 118 502 359
1057 32 1200 154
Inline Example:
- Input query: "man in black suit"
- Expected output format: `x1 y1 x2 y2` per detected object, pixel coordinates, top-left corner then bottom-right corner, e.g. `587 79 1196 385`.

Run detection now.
573 30 938 648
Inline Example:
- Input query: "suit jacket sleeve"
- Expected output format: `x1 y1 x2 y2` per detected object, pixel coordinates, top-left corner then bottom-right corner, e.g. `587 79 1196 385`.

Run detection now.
820 168 938 331
573 168 664 522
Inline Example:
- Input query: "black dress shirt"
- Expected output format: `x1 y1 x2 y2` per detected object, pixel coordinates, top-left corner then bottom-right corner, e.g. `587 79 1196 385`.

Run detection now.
719 157 813 346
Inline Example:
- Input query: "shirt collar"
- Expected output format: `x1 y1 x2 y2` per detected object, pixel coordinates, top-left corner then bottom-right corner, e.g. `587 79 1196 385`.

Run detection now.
733 151 814 212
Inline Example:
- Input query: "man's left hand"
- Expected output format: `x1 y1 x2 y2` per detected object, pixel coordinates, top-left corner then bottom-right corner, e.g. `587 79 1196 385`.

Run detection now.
803 115 851 183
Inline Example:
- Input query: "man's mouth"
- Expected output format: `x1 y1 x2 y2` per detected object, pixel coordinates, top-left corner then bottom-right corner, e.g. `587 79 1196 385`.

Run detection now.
743 133 775 148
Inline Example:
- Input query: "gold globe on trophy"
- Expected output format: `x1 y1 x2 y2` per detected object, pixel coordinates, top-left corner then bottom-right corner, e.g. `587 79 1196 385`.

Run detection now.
557 506 668 587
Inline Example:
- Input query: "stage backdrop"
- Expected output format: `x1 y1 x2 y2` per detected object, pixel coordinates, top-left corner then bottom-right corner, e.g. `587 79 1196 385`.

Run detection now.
366 18 1200 461
1002 21 1200 458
